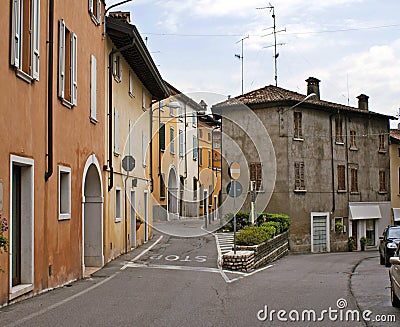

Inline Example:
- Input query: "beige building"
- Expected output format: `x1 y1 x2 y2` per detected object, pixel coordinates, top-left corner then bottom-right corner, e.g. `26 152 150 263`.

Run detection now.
105 13 169 261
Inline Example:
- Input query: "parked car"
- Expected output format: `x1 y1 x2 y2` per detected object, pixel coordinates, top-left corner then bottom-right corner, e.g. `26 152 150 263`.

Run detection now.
379 226 400 267
388 244 400 307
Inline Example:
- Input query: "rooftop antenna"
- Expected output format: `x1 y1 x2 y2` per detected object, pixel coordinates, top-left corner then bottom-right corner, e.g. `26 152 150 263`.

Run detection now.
257 3 284 86
235 35 249 95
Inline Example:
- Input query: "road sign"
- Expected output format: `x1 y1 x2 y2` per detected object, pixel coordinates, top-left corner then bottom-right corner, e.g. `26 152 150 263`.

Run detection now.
226 180 243 197
228 162 241 180
122 155 135 172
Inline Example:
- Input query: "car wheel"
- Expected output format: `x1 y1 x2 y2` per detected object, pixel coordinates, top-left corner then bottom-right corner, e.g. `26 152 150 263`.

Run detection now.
391 281 400 308
385 255 391 268
380 253 385 265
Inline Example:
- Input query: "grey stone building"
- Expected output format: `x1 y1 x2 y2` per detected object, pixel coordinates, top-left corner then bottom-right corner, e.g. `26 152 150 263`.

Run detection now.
213 77 394 252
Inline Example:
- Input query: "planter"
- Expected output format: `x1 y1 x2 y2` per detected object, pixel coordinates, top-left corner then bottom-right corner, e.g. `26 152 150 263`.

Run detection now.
136 222 141 231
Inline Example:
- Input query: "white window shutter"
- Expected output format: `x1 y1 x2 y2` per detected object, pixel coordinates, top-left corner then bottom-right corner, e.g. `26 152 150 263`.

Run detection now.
90 55 97 119
96 0 101 21
114 108 119 153
179 130 184 156
32 0 40 80
112 54 117 76
129 71 133 95
71 33 78 106
11 0 21 68
88 0 93 13
118 56 122 81
58 19 66 98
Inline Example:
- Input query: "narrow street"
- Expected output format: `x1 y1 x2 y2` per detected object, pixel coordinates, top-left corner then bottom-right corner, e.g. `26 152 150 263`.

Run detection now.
0 230 399 327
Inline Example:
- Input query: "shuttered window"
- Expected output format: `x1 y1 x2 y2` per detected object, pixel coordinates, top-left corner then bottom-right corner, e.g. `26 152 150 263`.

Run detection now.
294 162 305 191
88 0 101 25
378 134 385 152
58 19 78 106
249 162 262 191
179 130 184 157
337 165 346 191
294 112 302 139
11 0 40 80
193 136 198 160
170 127 175 154
90 55 97 121
350 130 357 149
159 123 165 151
350 168 358 193
335 117 343 143
379 171 386 192
160 173 166 199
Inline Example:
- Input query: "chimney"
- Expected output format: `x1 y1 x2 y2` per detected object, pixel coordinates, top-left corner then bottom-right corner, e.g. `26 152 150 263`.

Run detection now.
357 94 369 110
306 77 321 100
109 11 131 23
199 100 207 111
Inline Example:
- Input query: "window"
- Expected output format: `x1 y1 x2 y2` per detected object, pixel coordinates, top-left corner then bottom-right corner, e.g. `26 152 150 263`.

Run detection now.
335 117 343 143
115 188 122 222
112 54 122 82
250 162 262 191
90 55 97 122
378 134 386 152
350 168 358 193
294 162 305 191
350 130 357 149
170 127 175 154
88 0 101 25
294 112 302 139
193 136 198 160
366 219 375 246
193 177 198 200
198 147 203 166
208 150 212 168
11 0 40 81
213 130 221 149
208 133 211 142
379 170 386 193
178 106 183 120
160 173 166 199
398 147 400 157
209 185 213 206
337 165 346 191
192 115 197 127
142 89 146 110
159 123 165 151
129 71 134 97
58 166 71 220
333 217 345 233
59 20 78 107
114 108 119 154
170 104 174 117
179 130 184 157
199 129 203 138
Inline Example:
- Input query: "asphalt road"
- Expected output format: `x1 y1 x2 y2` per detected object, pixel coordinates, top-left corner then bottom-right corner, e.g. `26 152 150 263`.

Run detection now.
0 230 399 327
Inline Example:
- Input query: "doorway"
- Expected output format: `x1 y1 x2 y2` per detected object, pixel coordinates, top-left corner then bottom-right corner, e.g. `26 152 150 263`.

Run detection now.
311 212 330 253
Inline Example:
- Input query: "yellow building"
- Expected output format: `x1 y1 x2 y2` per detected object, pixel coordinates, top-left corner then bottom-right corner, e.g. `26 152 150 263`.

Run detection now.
198 112 222 224
151 83 202 221
105 13 169 261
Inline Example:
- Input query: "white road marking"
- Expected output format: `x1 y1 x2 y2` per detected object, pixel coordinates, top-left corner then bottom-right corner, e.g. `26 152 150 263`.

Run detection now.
130 235 163 262
123 262 221 274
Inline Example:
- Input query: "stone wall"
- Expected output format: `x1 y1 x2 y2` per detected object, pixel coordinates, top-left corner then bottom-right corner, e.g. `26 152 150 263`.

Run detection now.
222 231 289 271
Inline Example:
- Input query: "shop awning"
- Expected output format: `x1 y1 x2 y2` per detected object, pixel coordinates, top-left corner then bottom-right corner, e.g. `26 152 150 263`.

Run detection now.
349 204 381 220
393 208 400 222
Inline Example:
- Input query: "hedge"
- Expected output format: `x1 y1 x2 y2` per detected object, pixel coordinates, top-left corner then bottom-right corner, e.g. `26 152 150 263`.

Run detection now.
236 226 271 246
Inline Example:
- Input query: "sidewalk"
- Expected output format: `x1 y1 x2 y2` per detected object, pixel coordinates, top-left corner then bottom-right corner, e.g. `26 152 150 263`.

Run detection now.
153 217 221 238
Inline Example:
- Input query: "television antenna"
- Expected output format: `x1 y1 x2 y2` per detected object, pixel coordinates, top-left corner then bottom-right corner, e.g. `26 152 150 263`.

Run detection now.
235 35 249 95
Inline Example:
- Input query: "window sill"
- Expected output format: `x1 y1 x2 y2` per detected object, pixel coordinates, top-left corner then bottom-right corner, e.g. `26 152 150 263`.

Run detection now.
293 138 304 142
113 76 122 83
10 284 34 300
378 191 388 195
61 98 74 109
160 197 165 201
115 217 122 223
129 92 135 99
90 15 101 26
90 117 98 124
337 190 347 193
114 152 120 157
378 150 387 154
350 192 360 195
349 147 358 151
59 213 71 220
16 69 34 84
335 141 345 146
294 189 307 193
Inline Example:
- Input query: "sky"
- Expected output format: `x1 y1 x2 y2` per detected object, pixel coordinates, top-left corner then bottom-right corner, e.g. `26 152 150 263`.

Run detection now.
107 0 400 122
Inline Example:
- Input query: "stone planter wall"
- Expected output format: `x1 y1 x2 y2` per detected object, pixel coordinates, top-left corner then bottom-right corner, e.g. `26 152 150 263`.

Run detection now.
222 231 289 272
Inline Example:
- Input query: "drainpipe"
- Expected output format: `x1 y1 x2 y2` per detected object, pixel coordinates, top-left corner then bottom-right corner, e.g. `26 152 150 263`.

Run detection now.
45 0 54 181
345 115 350 206
149 99 157 193
184 101 188 179
330 113 336 213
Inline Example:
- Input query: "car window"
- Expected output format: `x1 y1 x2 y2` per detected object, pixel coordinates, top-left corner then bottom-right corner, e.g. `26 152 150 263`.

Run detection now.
388 228 400 239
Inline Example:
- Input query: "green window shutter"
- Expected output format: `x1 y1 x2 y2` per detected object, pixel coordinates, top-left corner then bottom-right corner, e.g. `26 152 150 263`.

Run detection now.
159 123 165 151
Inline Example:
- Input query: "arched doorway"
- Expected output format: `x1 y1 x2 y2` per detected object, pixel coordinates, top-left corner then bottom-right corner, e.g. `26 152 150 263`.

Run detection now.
82 155 103 273
167 165 179 220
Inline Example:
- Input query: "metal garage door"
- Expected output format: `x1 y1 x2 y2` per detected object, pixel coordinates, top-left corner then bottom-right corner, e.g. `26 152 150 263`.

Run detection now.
312 216 328 252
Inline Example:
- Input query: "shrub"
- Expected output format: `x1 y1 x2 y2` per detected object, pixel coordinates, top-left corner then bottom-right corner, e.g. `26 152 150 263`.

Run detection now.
257 213 290 232
236 226 271 246
260 223 276 238
220 212 251 232
348 236 355 252
262 221 281 235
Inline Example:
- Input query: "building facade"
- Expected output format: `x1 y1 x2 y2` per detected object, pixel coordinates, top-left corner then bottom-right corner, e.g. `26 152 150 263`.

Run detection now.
213 77 393 252
390 129 400 226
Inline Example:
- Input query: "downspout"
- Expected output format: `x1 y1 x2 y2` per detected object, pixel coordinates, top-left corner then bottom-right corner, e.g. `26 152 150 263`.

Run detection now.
149 99 157 193
184 101 188 179
45 0 54 181
330 113 336 213
345 115 350 206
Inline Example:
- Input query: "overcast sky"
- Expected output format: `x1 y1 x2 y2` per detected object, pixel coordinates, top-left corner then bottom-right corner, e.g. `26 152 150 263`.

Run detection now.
108 0 400 121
